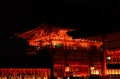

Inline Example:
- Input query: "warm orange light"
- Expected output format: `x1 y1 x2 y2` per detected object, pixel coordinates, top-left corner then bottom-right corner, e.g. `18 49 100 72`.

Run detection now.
91 70 100 75
106 56 111 60
106 49 120 64
107 69 120 75
90 67 94 70
17 25 102 50
65 66 70 72
95 70 99 75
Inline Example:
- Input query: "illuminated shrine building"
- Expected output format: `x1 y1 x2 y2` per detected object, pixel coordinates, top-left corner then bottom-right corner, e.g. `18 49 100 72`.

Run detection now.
1 23 120 78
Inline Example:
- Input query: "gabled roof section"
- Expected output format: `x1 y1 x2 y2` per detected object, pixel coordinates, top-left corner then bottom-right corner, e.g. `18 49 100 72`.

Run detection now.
17 23 76 40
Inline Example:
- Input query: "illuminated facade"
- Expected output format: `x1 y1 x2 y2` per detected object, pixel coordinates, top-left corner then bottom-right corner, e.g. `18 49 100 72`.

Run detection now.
0 68 50 79
0 23 120 78
104 32 120 76
17 24 103 77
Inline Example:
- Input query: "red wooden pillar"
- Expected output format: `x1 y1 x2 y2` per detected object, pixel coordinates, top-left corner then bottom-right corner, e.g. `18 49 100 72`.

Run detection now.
102 51 107 76
100 35 107 76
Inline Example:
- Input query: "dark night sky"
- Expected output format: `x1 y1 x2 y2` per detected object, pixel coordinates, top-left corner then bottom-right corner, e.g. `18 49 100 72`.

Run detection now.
1 0 120 37
0 0 120 67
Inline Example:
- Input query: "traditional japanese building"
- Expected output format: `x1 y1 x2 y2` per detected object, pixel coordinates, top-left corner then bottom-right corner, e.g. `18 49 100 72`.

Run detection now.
0 23 120 79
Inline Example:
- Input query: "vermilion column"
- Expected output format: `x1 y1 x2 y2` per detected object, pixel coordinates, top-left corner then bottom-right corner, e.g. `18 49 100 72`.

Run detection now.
100 35 107 76
102 51 107 76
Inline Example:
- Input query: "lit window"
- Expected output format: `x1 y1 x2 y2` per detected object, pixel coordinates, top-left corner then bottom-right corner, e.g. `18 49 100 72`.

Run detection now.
91 70 100 75
55 43 63 47
65 66 70 72
95 70 99 75
106 56 111 60
90 67 94 70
